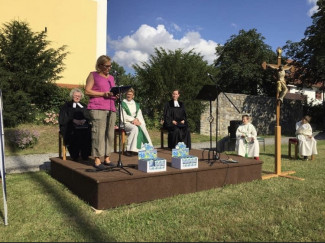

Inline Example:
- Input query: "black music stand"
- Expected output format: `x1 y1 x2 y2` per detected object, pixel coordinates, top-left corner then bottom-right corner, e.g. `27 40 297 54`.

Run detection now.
109 85 135 175
196 85 220 164
206 73 241 166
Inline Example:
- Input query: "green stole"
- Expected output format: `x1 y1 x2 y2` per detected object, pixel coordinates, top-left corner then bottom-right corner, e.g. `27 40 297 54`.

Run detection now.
122 101 149 149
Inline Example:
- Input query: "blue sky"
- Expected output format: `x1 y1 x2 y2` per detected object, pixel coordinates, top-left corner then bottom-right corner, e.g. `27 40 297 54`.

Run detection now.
107 0 318 74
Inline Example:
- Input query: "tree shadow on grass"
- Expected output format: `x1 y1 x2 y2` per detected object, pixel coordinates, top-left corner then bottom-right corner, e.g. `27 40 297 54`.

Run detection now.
2 157 116 242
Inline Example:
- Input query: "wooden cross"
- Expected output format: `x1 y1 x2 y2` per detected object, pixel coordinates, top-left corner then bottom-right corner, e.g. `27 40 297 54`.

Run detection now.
261 48 302 180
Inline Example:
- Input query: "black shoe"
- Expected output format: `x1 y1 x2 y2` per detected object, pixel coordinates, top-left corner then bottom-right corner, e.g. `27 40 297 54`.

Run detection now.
125 151 133 157
93 164 107 171
103 161 116 167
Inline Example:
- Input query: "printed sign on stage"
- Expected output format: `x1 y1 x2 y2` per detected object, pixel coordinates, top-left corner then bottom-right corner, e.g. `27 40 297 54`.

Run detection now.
171 142 198 169
138 143 166 173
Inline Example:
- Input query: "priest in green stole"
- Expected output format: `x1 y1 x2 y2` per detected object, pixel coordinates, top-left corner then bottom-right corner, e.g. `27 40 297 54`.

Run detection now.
121 88 152 155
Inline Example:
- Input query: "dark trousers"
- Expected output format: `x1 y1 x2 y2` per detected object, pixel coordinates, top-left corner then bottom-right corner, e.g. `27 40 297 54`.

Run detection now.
67 128 91 160
167 126 191 149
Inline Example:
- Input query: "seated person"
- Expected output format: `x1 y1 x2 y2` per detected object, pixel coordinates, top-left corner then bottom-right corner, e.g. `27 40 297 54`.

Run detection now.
121 88 152 156
163 89 191 149
235 114 259 160
59 88 91 161
295 115 317 160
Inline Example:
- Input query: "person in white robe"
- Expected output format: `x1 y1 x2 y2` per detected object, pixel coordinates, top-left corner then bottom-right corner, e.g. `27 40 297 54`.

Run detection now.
295 115 317 160
121 88 152 155
235 115 260 160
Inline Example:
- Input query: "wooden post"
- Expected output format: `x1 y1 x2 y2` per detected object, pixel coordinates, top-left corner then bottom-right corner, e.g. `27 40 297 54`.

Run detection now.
275 47 282 175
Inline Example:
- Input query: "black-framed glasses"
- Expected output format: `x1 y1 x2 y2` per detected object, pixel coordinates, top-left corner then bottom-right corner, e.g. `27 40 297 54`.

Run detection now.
101 64 112 68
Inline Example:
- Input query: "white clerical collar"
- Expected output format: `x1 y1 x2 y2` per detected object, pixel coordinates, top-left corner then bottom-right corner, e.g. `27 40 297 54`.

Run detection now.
123 99 135 104
174 101 180 107
73 102 83 108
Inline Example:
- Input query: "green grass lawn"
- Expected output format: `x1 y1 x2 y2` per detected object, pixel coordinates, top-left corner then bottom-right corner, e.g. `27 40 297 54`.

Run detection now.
0 130 324 241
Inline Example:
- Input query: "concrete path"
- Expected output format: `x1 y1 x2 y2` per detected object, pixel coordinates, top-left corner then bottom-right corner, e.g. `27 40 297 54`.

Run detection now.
3 132 323 174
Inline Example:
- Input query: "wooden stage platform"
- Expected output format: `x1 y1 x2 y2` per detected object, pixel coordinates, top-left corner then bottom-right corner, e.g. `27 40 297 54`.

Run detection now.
50 149 262 210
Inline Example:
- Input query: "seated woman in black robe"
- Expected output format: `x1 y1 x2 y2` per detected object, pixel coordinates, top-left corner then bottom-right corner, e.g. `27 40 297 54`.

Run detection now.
59 88 91 161
163 89 191 149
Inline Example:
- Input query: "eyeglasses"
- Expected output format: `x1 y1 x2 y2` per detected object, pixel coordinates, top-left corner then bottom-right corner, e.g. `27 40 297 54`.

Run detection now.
73 95 81 98
101 64 112 69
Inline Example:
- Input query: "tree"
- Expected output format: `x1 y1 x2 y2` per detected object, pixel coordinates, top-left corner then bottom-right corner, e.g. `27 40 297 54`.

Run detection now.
0 20 68 127
133 47 216 132
284 0 325 130
284 0 325 84
214 29 277 96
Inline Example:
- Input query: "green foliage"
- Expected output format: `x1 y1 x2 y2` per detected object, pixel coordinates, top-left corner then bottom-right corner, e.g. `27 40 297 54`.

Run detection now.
143 113 163 130
284 0 325 85
133 47 216 132
2 89 35 127
0 20 68 127
38 85 70 112
303 102 324 131
214 29 278 96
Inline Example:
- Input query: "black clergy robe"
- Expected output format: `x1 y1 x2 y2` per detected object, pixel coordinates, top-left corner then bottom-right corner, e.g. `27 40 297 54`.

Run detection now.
163 100 191 149
59 101 92 160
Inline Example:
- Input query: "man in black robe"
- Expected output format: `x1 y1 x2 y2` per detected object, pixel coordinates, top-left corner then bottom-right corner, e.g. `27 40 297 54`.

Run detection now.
163 90 191 149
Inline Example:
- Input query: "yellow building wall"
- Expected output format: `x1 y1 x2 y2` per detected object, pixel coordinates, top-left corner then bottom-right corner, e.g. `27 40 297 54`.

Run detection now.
0 0 101 86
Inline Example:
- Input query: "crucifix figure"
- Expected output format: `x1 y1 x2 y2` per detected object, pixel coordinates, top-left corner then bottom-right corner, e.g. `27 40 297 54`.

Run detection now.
262 47 293 124
263 47 292 103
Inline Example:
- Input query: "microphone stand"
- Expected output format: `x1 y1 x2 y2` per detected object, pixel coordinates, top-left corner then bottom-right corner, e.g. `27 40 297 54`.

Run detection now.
207 73 241 166
108 72 134 175
196 85 219 164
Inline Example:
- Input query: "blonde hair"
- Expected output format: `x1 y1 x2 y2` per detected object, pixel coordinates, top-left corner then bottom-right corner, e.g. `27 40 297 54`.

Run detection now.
303 115 311 123
95 55 111 72
127 88 135 95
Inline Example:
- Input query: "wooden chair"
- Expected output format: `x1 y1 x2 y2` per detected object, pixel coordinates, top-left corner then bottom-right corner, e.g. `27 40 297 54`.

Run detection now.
114 127 126 154
59 132 67 160
288 137 314 160
59 128 126 160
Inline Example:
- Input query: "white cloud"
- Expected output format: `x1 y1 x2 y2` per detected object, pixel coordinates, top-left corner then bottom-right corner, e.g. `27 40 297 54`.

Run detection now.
108 24 218 71
172 23 181 32
231 23 238 28
307 0 318 16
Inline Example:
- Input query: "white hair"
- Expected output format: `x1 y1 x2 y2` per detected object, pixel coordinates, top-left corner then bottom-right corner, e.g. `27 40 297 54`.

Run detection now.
69 88 84 99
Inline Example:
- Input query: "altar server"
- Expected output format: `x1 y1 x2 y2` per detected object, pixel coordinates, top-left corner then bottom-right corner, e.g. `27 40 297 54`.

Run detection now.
235 114 259 160
295 115 317 160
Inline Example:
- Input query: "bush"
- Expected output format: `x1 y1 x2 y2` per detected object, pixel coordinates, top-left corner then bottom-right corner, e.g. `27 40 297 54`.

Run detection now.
2 90 36 127
7 129 40 149
35 85 70 112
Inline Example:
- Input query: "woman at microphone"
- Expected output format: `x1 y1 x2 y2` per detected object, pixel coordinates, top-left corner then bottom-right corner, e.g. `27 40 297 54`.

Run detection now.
85 55 117 171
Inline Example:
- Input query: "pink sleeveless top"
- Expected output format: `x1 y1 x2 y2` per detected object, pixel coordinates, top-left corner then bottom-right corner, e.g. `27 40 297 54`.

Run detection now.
87 72 116 111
